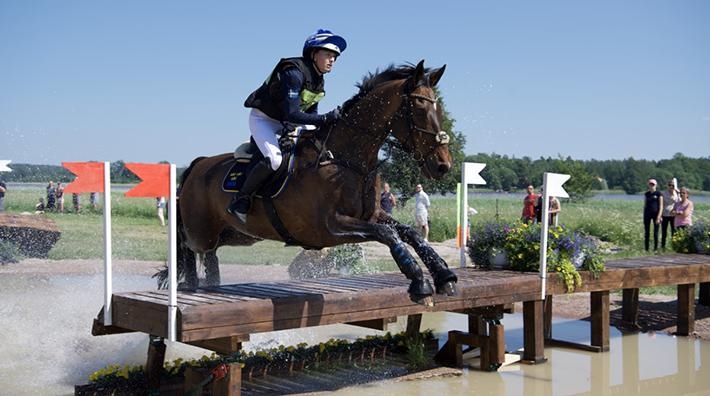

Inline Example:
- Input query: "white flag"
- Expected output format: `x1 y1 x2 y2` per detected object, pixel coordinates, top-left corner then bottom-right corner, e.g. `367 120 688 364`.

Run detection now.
0 160 12 172
463 162 486 185
544 172 570 198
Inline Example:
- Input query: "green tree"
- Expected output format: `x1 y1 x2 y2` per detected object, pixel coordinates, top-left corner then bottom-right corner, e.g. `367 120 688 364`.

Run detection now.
550 157 595 201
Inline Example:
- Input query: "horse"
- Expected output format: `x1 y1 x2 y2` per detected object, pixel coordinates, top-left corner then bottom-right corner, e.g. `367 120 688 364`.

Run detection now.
174 60 457 306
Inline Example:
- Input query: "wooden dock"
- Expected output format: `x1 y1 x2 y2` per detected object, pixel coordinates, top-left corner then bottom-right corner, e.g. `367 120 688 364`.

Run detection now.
91 253 710 394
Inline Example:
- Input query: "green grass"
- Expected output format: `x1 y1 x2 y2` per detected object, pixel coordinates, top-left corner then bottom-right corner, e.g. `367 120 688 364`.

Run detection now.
4 186 709 270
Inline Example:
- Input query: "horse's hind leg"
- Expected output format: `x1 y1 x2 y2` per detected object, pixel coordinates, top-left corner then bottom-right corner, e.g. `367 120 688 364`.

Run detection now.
386 216 457 296
204 250 220 286
180 245 199 290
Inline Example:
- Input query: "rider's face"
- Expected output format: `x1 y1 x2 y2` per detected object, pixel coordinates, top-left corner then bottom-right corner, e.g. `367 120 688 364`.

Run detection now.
312 49 338 74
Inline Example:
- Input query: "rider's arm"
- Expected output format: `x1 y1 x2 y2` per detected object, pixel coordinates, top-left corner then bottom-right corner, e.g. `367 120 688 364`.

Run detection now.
279 67 325 126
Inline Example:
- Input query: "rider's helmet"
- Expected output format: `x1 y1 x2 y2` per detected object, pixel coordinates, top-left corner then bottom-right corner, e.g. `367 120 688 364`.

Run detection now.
302 29 347 58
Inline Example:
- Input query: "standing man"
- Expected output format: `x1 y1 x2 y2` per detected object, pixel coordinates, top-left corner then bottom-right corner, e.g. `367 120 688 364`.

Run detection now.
0 179 6 212
414 184 431 242
521 184 537 223
380 182 397 214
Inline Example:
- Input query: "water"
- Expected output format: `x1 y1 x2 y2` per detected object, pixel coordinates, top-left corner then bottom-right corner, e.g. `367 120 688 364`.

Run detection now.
1 271 709 395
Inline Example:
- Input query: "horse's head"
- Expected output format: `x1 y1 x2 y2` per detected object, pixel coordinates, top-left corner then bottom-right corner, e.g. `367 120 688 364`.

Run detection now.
391 60 452 179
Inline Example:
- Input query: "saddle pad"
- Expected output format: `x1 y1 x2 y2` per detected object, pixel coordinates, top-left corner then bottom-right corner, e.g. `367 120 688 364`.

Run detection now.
221 156 293 198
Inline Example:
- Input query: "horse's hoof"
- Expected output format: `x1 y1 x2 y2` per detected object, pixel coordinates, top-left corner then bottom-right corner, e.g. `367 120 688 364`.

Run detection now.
437 281 457 296
411 294 435 307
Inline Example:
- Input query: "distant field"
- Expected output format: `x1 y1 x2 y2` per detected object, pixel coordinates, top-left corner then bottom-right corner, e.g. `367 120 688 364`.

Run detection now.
3 187 708 265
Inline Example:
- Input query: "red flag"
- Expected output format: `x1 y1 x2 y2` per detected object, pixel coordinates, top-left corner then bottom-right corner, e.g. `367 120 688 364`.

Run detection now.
125 163 170 197
63 162 105 193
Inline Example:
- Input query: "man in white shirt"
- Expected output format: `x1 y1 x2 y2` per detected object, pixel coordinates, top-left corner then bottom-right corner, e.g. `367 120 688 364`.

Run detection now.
414 184 431 242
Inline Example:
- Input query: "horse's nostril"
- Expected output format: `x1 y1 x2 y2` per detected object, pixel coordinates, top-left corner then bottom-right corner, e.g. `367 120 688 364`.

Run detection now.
438 164 450 174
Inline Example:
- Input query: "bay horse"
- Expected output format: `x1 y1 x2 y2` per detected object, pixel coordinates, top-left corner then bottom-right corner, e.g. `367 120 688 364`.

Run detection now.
175 60 457 305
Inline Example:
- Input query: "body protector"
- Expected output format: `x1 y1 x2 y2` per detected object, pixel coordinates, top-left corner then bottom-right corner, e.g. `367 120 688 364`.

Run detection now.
244 57 325 123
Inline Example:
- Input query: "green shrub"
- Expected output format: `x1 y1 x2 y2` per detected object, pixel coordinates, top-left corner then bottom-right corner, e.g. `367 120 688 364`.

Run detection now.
672 221 710 254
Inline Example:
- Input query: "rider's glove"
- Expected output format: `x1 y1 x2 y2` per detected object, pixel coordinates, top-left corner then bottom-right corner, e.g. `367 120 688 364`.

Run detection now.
323 107 342 124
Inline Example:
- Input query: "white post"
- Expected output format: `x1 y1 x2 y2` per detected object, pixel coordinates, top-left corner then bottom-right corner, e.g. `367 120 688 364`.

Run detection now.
167 164 178 342
538 172 570 300
460 162 487 268
460 167 468 268
539 174 551 300
102 162 113 325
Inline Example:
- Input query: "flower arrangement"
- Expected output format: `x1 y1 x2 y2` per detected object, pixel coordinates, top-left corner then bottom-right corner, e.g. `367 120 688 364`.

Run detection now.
671 221 710 254
468 221 605 292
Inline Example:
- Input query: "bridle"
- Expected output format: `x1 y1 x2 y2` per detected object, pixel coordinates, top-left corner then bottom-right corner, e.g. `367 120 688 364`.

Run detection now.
397 86 451 162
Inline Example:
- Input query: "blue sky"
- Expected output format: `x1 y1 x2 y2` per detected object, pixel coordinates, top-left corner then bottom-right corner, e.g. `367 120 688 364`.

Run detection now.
1 1 709 167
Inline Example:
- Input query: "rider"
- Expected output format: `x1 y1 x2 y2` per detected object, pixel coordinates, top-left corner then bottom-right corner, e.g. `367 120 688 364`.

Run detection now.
227 29 347 222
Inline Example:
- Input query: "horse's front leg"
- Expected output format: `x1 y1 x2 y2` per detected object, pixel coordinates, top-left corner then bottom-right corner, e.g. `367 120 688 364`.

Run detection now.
332 214 435 306
377 212 457 296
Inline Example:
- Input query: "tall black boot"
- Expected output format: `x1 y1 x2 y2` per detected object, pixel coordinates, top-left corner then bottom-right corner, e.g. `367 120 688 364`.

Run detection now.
227 159 274 222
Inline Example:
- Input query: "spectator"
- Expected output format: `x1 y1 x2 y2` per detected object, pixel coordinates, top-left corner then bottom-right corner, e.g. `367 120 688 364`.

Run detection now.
35 197 46 214
548 195 561 226
521 184 537 223
72 193 80 214
56 182 65 213
0 179 6 212
156 197 166 226
660 179 680 250
46 181 56 211
413 184 431 242
380 182 397 214
673 187 694 230
643 178 663 252
535 188 544 224
90 192 99 210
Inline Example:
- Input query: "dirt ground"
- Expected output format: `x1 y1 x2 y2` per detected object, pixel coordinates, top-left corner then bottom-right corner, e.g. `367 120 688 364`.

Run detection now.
3 238 710 340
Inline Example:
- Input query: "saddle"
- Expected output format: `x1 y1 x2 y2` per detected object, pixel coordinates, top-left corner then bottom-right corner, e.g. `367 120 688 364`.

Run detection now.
221 125 316 198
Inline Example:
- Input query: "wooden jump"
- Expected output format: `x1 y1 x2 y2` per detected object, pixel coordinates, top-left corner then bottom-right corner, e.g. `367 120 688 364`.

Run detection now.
92 253 710 394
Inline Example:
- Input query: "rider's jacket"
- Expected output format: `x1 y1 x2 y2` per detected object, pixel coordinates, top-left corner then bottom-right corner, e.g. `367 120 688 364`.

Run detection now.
244 57 326 126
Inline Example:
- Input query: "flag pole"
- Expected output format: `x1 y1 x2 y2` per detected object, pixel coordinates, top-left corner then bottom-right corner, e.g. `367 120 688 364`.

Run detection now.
168 164 178 341
103 161 113 325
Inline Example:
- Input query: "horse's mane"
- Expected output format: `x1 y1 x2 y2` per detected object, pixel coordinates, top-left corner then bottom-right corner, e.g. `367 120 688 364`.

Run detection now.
341 63 430 113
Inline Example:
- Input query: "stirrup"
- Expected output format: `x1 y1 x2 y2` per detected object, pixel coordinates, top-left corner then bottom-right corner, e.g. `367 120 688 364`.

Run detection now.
227 195 251 222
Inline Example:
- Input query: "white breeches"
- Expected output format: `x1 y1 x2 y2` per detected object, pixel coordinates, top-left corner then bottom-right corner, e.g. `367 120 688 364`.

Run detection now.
249 108 283 171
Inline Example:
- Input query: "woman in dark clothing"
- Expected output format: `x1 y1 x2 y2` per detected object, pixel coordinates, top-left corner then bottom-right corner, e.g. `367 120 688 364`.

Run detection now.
643 178 663 252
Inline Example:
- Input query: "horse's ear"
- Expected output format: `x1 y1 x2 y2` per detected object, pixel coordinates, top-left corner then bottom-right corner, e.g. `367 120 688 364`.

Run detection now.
428 64 446 86
414 60 426 84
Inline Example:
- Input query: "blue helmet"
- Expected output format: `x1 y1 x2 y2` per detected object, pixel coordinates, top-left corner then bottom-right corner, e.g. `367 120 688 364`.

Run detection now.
302 29 347 57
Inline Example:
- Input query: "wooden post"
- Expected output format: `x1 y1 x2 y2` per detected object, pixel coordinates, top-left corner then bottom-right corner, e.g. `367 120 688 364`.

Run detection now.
145 336 166 393
677 283 696 336
406 314 423 338
590 291 610 351
543 295 553 340
622 288 640 330
523 300 546 363
213 363 242 396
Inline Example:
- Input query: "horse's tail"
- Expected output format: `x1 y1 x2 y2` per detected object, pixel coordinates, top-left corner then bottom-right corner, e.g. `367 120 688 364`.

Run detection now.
153 157 206 289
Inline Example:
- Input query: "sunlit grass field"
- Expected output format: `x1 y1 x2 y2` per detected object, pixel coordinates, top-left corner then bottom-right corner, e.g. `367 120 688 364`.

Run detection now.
4 188 709 269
